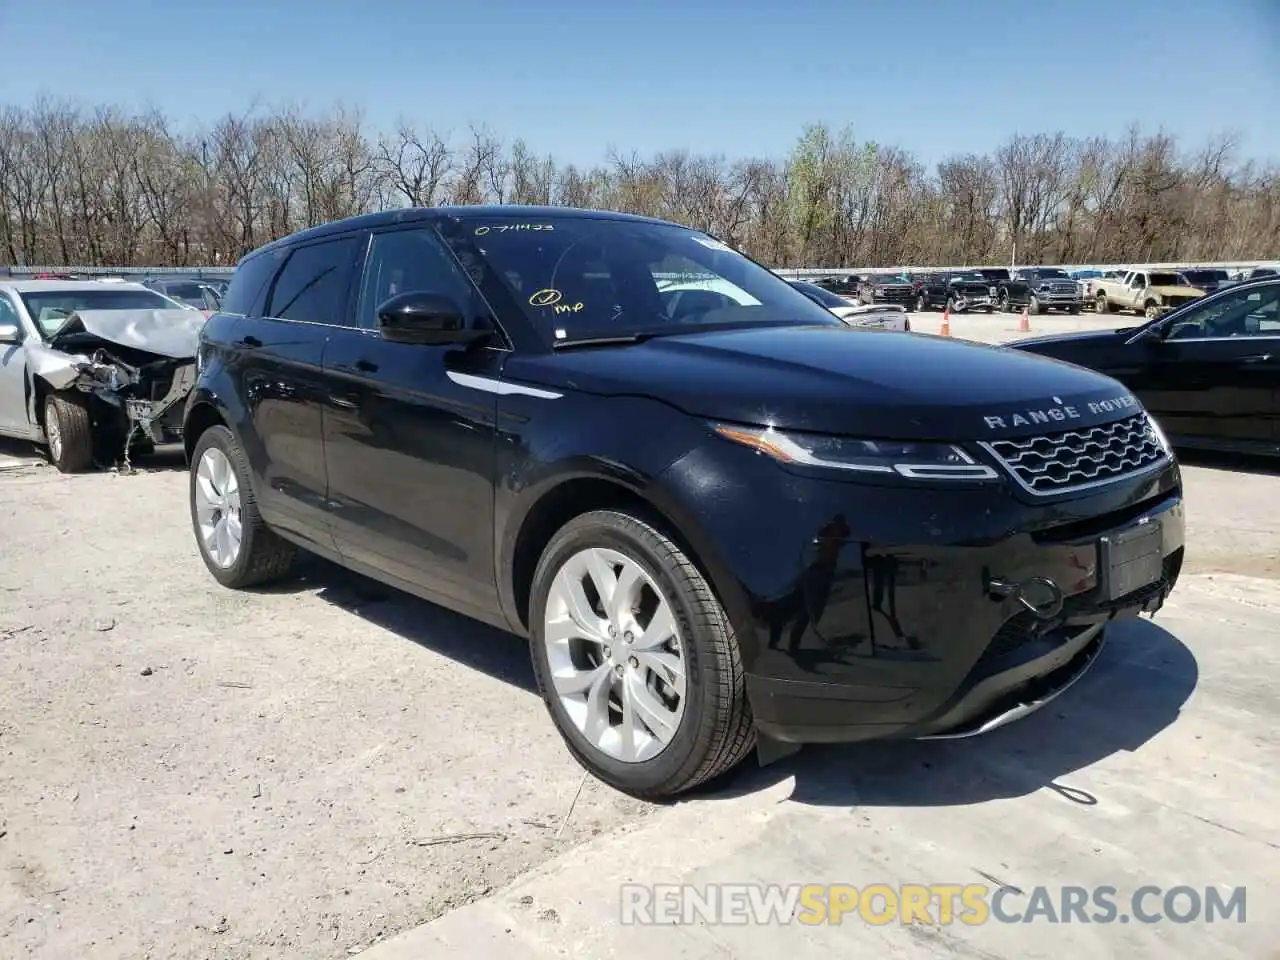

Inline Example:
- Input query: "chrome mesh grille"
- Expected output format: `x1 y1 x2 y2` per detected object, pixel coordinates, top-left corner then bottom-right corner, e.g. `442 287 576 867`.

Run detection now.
981 413 1168 495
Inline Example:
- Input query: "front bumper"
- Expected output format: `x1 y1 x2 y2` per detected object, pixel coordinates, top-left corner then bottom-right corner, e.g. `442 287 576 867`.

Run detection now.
656 443 1184 747
950 294 994 311
1032 292 1083 309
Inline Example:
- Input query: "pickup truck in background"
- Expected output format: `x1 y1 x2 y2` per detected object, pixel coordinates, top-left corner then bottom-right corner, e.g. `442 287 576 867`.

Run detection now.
1092 269 1205 317
997 267 1084 314
910 271 996 312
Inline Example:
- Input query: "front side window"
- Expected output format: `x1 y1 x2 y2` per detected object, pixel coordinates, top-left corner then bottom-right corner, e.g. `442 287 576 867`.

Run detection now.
266 237 360 326
18 288 177 338
356 227 479 331
1164 283 1280 340
437 216 838 344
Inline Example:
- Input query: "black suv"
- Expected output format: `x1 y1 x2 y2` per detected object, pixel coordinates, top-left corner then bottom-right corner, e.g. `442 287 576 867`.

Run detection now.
182 206 1185 799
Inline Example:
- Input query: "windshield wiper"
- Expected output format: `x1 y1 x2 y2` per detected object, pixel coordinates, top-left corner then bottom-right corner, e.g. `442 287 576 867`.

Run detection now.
552 333 654 350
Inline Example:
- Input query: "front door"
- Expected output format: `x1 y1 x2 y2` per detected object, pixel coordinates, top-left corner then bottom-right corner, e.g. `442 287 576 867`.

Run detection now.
1130 283 1280 448
230 234 362 552
321 225 506 619
0 294 32 436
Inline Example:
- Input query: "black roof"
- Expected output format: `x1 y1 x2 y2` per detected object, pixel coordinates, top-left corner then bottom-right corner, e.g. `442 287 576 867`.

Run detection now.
244 205 681 263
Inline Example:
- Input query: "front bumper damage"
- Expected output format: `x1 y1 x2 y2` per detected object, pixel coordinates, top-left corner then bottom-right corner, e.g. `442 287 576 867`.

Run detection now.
26 309 204 463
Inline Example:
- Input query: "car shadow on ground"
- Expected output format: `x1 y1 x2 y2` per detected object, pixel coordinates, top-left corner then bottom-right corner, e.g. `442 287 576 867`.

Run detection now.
255 552 539 693
703 618 1198 808
0 435 186 473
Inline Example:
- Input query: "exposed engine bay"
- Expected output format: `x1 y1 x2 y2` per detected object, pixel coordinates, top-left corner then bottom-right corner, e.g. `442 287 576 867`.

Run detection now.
25 309 203 463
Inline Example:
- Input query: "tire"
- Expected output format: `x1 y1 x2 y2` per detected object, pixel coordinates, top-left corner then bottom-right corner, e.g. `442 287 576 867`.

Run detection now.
1068 304 1081 315
44 392 94 473
1096 293 1109 313
999 292 1011 313
528 509 755 800
945 296 956 313
1028 295 1042 315
1144 302 1161 320
915 294 926 312
189 424 296 588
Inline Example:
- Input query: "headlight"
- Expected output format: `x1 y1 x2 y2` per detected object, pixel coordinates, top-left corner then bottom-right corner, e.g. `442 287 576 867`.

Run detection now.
711 424 998 480
1145 412 1173 456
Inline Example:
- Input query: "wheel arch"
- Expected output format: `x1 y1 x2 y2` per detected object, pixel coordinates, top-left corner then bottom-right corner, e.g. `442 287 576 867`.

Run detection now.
505 469 735 638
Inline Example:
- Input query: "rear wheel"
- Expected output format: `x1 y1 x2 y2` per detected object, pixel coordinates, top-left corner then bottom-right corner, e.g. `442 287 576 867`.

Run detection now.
44 392 94 473
528 509 754 800
1096 293 1109 313
189 425 296 588
1144 301 1162 319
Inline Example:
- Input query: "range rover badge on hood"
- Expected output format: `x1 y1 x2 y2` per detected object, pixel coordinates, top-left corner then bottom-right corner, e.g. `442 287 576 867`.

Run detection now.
983 393 1136 430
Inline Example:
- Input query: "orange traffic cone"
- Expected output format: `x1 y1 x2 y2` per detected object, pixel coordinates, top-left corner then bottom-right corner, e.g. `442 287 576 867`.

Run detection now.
1018 307 1030 332
940 307 951 337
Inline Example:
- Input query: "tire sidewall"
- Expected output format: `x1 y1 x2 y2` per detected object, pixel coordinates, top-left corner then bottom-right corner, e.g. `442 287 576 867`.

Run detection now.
528 514 716 791
189 425 258 587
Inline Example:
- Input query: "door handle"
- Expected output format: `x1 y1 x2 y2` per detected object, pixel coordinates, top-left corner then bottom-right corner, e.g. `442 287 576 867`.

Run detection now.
239 335 262 348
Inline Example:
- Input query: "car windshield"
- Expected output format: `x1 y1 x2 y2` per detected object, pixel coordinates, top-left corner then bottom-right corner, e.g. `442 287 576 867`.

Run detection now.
19 288 177 338
439 216 841 344
790 280 849 308
950 272 986 282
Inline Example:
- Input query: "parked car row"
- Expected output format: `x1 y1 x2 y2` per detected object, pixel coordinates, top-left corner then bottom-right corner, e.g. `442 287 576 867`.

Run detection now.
810 262 1278 317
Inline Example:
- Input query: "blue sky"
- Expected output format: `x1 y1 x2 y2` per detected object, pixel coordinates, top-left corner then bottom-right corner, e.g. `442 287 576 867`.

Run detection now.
2 0 1277 169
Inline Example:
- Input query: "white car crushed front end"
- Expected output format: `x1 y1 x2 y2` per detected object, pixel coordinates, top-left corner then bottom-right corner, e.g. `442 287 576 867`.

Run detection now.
27 308 203 457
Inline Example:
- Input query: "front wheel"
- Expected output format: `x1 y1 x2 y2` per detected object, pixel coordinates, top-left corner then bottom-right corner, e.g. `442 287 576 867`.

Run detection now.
999 292 1011 312
1028 295 1042 315
189 425 296 588
529 509 755 800
915 293 926 312
44 392 94 473
1096 293 1109 313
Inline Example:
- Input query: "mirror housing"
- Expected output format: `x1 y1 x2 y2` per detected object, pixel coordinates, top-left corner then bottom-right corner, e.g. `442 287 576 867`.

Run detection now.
376 292 489 346
0 322 21 344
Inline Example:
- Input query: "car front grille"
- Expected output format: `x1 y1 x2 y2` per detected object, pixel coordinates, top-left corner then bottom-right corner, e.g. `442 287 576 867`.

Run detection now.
980 413 1169 496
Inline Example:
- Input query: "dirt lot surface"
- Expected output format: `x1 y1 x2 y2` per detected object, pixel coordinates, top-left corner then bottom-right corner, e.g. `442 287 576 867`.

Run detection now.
1 312 1276 959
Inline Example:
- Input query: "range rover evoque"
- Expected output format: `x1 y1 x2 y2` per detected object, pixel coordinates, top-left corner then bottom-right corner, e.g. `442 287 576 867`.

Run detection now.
182 206 1185 800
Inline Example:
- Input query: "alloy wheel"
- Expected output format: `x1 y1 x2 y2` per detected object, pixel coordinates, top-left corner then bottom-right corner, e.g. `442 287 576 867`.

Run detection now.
193 447 243 568
541 547 687 763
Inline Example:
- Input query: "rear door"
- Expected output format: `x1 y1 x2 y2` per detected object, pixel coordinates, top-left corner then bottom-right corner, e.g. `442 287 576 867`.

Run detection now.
230 234 362 551
320 224 508 619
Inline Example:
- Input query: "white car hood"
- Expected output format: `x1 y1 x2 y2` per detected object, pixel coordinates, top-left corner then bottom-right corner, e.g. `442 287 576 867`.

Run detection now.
48 309 205 359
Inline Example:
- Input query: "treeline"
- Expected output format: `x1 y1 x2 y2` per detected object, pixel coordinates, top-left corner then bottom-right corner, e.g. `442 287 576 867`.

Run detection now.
1 99 1277 269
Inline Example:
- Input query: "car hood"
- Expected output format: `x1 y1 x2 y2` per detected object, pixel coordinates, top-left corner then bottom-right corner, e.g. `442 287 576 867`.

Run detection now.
47 309 204 358
507 324 1140 440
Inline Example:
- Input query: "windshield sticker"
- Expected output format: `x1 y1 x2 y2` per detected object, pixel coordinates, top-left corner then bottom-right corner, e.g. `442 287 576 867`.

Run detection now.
691 235 733 252
529 288 563 307
475 224 555 236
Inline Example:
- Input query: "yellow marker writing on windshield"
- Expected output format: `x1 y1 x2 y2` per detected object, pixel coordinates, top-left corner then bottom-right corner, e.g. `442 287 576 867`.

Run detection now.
529 289 563 307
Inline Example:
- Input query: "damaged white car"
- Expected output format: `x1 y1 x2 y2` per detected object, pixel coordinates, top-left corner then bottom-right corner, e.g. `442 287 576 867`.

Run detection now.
0 280 205 472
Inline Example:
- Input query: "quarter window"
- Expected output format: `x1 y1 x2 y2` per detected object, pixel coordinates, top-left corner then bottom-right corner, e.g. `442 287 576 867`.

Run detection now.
266 237 360 326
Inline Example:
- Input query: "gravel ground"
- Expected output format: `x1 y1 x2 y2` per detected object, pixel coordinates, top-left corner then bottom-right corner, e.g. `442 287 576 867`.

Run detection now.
0 450 650 959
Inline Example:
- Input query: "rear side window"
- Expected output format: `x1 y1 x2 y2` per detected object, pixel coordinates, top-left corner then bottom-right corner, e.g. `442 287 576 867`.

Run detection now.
221 252 284 316
266 236 360 325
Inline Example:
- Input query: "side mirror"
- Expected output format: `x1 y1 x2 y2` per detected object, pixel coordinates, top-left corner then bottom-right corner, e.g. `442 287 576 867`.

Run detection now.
0 322 21 344
375 291 489 346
